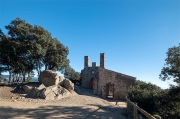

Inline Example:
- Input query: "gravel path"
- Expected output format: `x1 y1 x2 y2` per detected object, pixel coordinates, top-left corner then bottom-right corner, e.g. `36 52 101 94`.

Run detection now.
0 85 127 119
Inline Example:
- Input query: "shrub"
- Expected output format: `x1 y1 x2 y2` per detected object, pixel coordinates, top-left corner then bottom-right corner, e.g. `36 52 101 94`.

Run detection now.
128 85 161 114
128 80 180 119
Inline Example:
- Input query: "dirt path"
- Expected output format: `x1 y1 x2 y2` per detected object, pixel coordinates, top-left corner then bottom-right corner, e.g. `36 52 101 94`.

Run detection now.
0 86 127 119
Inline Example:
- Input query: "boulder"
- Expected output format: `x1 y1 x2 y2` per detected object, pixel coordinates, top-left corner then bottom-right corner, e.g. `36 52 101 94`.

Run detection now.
23 85 33 93
63 79 74 91
34 84 46 97
59 76 64 86
38 70 60 87
44 91 55 100
40 85 58 99
56 86 70 99
40 85 71 100
37 84 46 90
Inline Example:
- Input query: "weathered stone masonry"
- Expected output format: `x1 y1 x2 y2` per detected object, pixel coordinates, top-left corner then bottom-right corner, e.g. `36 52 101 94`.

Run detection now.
81 53 136 100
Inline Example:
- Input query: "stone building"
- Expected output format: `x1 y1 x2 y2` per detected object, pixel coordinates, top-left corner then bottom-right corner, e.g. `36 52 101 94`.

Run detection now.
81 53 136 100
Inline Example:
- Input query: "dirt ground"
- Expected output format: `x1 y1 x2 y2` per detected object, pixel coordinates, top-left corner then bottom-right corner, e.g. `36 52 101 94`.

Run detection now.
0 85 127 119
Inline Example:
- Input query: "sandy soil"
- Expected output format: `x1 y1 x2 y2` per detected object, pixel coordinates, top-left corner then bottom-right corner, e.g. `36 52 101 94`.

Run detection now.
0 85 127 119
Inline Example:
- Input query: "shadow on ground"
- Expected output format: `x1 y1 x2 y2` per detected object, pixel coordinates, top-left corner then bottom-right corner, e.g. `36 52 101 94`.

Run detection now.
0 104 126 119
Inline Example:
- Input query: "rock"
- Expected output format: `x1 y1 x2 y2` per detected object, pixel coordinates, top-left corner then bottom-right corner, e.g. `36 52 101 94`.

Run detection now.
23 85 33 93
59 76 64 86
63 79 74 91
30 88 38 97
40 85 58 99
45 91 55 100
38 70 60 87
37 84 46 91
56 86 70 99
36 91 41 97
34 84 46 97
39 85 71 100
59 86 70 96
21 97 25 99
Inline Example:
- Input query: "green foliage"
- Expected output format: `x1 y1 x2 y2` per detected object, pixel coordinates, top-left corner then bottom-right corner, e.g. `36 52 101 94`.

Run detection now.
158 86 180 119
44 38 69 71
128 80 161 114
128 80 180 119
159 43 180 85
64 66 80 84
0 18 69 81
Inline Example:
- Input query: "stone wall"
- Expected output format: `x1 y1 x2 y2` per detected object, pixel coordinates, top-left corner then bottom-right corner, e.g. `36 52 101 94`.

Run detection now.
81 67 99 89
98 69 136 100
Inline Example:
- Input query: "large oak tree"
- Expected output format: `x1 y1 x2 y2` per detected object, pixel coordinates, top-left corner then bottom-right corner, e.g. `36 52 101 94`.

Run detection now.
0 18 69 81
159 43 180 85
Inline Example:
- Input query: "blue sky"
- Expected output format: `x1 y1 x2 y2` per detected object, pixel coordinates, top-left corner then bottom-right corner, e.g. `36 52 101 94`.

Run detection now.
0 0 180 89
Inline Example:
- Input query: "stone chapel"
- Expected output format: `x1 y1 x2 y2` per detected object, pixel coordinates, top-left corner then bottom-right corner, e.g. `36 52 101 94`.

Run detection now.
81 53 136 100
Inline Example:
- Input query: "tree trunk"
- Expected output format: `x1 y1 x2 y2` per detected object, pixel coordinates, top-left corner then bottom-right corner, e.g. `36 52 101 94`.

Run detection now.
12 73 15 82
8 71 12 83
23 73 26 82
36 61 40 76
16 74 18 82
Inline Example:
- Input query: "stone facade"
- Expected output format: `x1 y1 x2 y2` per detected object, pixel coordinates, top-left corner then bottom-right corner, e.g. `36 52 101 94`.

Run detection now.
81 53 136 100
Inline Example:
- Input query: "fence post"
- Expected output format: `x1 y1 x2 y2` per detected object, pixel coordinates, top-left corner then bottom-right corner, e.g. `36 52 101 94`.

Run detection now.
126 97 129 118
133 102 137 119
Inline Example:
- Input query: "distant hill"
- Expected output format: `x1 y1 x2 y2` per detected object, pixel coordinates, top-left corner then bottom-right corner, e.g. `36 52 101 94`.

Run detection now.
1 75 38 82
1 75 10 79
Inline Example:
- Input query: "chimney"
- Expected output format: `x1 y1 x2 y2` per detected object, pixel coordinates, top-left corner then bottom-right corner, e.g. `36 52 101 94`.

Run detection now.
100 53 105 68
92 62 97 67
84 56 90 68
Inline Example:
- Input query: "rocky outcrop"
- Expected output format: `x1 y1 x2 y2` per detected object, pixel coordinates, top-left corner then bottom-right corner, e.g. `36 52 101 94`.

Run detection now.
38 70 60 87
34 84 46 97
63 79 74 92
14 70 76 100
40 85 71 100
23 85 33 93
59 76 64 86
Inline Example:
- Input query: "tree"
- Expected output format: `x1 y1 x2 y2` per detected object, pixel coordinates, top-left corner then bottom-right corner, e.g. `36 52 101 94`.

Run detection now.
44 38 69 71
0 35 17 82
5 18 52 76
128 80 180 118
0 18 70 81
63 66 80 84
159 43 180 85
30 25 52 75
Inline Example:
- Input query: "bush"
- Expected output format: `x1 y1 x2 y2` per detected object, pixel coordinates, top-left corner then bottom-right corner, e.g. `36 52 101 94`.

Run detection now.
128 80 180 119
158 86 180 119
128 81 161 114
